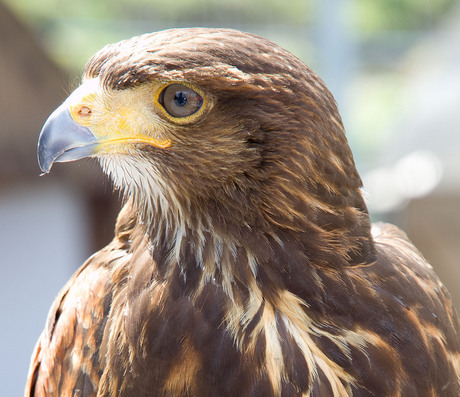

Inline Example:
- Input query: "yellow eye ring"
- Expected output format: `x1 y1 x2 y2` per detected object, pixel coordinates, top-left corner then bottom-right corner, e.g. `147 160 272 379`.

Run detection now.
154 81 209 125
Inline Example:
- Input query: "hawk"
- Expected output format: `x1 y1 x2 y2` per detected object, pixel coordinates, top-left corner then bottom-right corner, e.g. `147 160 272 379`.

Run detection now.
26 28 460 396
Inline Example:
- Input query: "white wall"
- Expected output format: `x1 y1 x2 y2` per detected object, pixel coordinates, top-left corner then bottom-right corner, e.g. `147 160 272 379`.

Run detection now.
0 181 90 396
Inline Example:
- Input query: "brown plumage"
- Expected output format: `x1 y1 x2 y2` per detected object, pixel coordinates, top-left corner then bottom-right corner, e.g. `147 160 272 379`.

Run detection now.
27 28 460 396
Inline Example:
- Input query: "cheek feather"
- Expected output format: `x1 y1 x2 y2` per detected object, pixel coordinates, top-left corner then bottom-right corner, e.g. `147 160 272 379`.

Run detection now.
99 155 171 222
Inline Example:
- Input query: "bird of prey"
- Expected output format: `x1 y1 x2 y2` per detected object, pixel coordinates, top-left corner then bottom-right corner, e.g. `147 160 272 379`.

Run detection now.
27 28 460 396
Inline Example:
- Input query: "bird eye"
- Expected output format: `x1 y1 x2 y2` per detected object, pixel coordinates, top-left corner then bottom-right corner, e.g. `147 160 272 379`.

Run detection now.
158 84 204 118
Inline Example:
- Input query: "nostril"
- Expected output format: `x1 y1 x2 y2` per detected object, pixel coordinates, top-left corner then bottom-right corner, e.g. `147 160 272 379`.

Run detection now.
78 106 92 117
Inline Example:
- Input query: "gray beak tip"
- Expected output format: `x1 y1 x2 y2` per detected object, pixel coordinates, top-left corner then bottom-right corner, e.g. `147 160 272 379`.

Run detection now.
37 104 98 173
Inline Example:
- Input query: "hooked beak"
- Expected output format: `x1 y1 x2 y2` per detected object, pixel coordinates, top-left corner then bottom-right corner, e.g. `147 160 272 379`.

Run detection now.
37 103 98 174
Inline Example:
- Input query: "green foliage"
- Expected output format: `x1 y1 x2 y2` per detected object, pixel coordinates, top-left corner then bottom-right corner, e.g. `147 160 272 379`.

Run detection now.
5 0 313 25
6 0 456 32
352 0 457 33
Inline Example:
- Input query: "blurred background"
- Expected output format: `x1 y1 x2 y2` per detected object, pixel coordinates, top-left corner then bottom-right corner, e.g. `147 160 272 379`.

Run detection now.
1 0 459 394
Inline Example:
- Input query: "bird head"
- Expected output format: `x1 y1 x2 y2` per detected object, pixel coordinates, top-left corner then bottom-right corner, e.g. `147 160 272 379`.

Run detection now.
38 28 373 267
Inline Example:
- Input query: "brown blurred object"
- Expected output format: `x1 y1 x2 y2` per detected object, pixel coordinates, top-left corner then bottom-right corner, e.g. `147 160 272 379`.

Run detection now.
0 1 120 251
405 196 460 313
0 1 67 181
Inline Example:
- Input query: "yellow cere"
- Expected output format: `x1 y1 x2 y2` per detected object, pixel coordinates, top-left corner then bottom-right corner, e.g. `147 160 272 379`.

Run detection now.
67 78 173 153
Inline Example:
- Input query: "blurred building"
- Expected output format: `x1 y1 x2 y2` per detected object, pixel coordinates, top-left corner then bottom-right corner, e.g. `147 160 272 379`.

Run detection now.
0 3 118 393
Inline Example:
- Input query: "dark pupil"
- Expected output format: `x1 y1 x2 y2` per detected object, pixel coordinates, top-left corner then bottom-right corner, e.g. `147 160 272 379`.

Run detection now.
174 91 188 107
